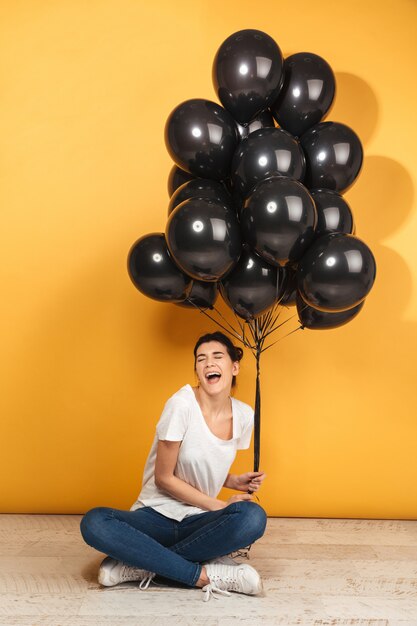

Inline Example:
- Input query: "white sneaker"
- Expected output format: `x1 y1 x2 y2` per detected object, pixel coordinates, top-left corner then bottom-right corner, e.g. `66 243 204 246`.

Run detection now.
202 554 239 566
98 556 156 589
202 562 263 601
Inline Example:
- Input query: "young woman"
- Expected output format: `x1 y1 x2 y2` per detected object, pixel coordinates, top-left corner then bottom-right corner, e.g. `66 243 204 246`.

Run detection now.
80 331 268 601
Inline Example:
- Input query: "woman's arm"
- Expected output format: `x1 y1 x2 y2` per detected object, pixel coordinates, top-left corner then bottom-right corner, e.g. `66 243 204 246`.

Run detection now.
154 440 226 511
223 473 237 489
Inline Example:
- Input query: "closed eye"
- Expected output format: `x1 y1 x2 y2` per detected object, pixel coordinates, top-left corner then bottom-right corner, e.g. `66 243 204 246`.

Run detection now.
197 351 225 362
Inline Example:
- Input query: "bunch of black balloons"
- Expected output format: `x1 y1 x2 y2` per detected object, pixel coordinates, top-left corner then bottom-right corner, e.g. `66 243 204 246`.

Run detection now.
128 29 376 331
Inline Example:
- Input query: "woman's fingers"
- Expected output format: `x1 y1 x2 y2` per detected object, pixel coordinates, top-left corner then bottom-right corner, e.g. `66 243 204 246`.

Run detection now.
252 474 266 483
249 475 266 489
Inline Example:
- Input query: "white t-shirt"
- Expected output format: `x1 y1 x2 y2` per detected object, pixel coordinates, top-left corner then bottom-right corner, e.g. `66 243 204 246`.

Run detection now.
130 384 254 522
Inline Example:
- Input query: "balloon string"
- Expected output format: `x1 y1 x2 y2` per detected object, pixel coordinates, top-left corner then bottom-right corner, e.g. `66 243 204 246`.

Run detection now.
247 346 261 531
184 298 260 352
260 307 280 349
212 304 254 350
260 309 271 329
255 318 261 347
185 299 245 344
261 324 303 353
259 307 303 343
230 308 257 352
268 299 284 327
254 348 261 472
260 297 284 341
246 319 258 354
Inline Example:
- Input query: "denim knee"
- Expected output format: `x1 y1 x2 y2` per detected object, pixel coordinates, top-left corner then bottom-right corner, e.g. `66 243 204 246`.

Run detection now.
234 501 267 540
80 506 110 545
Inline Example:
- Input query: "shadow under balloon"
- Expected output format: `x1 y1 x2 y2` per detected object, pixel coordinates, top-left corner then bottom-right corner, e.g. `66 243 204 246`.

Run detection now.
345 155 414 242
352 243 411 324
330 72 379 146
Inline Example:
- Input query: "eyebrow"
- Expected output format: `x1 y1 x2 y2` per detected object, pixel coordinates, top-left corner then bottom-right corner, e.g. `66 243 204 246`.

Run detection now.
196 351 224 358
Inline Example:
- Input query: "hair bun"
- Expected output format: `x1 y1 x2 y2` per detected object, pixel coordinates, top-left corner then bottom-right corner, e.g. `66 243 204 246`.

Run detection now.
235 346 244 361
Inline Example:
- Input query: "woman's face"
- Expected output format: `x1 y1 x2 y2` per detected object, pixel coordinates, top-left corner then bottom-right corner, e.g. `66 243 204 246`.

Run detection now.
195 340 239 396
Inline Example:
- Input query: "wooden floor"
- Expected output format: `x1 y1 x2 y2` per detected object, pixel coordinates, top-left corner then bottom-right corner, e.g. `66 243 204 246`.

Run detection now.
0 514 416 625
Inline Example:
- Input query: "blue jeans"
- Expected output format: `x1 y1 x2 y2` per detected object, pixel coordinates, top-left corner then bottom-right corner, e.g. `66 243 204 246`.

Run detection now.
80 501 267 588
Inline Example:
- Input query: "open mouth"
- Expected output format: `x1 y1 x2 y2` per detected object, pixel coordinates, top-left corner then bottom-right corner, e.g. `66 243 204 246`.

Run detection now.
205 372 221 385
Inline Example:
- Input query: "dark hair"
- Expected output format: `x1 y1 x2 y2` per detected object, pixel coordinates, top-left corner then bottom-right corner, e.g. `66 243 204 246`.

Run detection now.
193 331 244 388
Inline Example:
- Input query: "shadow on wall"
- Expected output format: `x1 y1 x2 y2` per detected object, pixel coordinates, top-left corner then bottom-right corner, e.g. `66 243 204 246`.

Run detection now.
347 155 413 241
331 72 379 146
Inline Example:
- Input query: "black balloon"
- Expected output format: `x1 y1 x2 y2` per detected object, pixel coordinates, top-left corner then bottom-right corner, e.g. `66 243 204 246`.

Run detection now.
280 265 298 306
231 189 246 217
168 179 232 216
241 176 317 266
237 110 275 139
231 127 306 199
175 280 218 310
300 121 363 193
310 189 354 237
167 165 196 197
223 177 234 196
296 292 364 329
165 99 239 181
166 197 241 281
297 233 376 312
127 233 192 302
271 52 336 137
213 29 284 125
220 247 285 320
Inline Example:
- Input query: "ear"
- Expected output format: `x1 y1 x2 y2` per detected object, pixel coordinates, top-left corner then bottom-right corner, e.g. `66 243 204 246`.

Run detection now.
232 361 240 376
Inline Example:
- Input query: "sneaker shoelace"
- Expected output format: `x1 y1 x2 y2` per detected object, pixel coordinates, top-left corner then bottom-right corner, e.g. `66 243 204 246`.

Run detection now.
139 572 156 590
119 565 156 589
202 580 232 601
202 567 244 601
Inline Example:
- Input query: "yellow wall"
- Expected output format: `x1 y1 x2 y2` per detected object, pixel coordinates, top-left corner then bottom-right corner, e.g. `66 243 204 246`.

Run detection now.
1 0 416 518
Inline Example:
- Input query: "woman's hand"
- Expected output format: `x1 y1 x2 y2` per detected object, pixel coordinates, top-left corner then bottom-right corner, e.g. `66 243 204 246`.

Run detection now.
234 471 267 493
224 492 255 506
